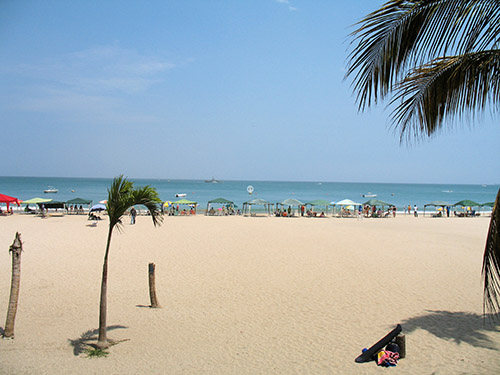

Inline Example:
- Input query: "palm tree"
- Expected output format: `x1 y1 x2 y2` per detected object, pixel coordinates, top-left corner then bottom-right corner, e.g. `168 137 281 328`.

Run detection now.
96 175 163 349
346 1 500 316
4 232 23 338
345 0 499 142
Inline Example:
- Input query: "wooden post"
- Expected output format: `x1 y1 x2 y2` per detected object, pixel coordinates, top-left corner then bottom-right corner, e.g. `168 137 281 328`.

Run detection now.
4 232 23 338
395 334 406 358
148 263 160 308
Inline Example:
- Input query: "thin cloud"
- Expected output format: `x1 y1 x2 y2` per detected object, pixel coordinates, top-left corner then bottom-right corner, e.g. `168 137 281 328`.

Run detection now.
274 0 298 12
1 45 173 125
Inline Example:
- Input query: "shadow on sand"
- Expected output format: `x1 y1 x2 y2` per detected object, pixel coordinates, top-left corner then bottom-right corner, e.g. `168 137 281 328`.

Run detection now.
400 310 500 350
68 325 128 356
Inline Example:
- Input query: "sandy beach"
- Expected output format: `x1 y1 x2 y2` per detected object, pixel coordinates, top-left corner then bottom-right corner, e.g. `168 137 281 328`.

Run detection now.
1 213 499 374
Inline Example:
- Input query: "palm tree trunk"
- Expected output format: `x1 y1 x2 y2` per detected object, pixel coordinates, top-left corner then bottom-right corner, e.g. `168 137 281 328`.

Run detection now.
97 226 113 349
483 187 500 317
4 232 22 338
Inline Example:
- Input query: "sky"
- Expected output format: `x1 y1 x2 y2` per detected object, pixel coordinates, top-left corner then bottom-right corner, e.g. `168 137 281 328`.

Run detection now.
1 0 498 184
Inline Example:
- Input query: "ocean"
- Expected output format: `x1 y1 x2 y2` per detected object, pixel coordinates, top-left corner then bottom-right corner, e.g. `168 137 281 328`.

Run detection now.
0 176 497 212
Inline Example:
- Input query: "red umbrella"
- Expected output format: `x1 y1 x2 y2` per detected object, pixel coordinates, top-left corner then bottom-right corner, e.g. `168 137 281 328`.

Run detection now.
0 193 21 211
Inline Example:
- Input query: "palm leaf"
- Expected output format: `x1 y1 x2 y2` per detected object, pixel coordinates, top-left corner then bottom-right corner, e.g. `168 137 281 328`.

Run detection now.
106 175 134 231
390 49 500 141
483 188 500 318
106 175 163 230
346 0 500 110
131 185 163 227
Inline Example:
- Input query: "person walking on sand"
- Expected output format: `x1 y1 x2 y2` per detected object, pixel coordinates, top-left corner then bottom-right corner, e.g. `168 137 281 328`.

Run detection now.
130 207 137 224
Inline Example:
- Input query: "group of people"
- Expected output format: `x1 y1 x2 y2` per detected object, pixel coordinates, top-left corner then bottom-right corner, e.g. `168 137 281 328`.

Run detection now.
164 205 198 216
275 206 326 217
67 205 84 214
362 205 396 218
0 206 14 215
207 205 237 216
405 204 420 217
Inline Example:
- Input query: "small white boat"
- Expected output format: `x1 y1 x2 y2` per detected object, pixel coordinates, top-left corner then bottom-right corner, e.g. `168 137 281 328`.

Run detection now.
362 192 377 198
204 177 219 183
44 186 58 193
175 193 187 198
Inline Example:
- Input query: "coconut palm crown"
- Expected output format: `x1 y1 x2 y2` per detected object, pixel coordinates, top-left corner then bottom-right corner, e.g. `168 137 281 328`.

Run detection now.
97 175 163 349
345 0 500 142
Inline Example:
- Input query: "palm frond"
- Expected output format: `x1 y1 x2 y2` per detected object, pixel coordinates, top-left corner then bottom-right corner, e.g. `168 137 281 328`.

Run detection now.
131 186 164 227
346 0 500 110
390 49 500 141
105 175 163 230
483 188 500 318
106 175 134 230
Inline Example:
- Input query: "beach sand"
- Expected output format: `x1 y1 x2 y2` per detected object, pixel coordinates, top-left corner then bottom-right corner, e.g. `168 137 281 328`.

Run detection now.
0 213 499 374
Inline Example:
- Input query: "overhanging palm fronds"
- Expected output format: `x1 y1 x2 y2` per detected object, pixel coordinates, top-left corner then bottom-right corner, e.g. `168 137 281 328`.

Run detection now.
391 49 500 141
345 0 500 139
483 188 500 318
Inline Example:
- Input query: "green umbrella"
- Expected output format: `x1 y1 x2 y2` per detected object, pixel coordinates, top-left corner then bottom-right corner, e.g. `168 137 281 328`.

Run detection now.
454 199 480 207
363 198 394 207
22 197 53 204
173 199 197 205
66 197 93 205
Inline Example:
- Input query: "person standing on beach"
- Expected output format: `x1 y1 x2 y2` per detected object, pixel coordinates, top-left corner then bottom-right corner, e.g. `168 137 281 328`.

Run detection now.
414 205 418 217
130 207 137 224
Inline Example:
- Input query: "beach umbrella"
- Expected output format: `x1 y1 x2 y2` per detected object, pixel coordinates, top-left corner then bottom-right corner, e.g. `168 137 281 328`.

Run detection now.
280 198 304 206
363 198 394 207
163 201 172 208
0 193 21 210
306 199 333 214
66 197 92 205
334 199 362 216
90 203 107 212
206 198 234 215
99 200 108 204
454 199 480 207
242 198 273 216
276 198 304 216
22 197 53 204
335 199 362 206
423 201 451 216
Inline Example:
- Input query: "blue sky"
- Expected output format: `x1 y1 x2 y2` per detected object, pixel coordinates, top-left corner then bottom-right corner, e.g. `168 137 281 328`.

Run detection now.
1 0 498 184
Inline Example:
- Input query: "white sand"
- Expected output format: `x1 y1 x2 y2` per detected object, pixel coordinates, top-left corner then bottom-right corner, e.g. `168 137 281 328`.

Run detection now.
0 213 499 374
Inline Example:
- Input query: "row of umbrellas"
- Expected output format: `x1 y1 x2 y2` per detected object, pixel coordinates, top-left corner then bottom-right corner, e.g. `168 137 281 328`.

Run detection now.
2 192 495 214
424 199 494 208
0 194 108 213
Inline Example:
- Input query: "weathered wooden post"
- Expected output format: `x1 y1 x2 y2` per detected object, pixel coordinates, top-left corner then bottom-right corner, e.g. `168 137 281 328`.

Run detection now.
4 232 23 338
148 263 160 308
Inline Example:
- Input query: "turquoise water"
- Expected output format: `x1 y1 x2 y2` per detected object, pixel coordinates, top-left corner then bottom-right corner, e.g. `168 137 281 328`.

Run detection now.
0 176 498 211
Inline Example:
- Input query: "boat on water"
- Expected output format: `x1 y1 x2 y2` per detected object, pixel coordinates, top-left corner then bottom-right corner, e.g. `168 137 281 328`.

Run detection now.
44 186 58 193
361 192 377 198
175 193 187 198
204 177 220 183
